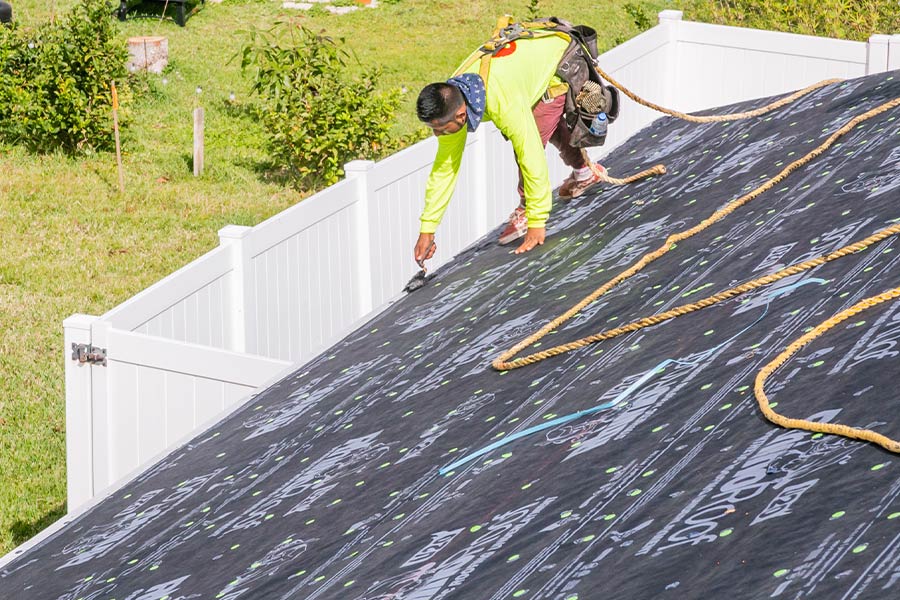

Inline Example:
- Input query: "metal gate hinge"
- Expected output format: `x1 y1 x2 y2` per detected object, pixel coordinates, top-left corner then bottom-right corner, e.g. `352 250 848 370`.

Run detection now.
71 343 107 366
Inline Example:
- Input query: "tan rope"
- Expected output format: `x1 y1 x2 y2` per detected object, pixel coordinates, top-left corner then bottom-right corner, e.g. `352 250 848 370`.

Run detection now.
755 288 900 453
569 74 839 187
597 163 667 185
494 41 899 451
594 64 842 123
497 221 900 366
492 95 900 372
576 145 666 187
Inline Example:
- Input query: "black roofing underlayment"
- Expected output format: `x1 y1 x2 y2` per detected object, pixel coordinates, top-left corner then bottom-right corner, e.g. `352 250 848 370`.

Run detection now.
4 71 900 600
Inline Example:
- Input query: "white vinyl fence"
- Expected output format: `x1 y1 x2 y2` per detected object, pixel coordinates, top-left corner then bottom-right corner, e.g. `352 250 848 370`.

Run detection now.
63 11 900 511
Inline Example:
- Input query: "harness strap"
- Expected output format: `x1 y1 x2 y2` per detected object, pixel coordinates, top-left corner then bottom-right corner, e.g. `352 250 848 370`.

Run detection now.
453 16 572 86
478 53 491 86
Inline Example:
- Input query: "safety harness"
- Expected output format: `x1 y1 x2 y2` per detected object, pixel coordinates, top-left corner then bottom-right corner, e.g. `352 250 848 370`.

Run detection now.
454 15 620 148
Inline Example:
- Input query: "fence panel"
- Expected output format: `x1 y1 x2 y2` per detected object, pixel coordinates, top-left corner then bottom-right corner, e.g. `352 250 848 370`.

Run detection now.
66 327 290 508
102 246 236 349
890 35 900 70
672 21 867 113
593 22 674 158
366 138 442 308
481 125 522 232
244 179 361 362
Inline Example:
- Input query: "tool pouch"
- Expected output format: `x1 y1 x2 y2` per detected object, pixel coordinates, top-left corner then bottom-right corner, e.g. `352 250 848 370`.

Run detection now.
553 21 620 148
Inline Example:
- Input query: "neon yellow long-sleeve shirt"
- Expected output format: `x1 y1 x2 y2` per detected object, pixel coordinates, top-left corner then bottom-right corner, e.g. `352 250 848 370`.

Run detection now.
419 35 571 234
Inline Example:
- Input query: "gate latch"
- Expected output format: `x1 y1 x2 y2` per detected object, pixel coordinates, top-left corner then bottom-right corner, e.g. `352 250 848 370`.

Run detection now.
71 343 107 366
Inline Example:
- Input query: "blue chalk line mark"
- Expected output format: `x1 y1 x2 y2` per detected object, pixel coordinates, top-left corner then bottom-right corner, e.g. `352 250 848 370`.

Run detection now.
437 278 826 476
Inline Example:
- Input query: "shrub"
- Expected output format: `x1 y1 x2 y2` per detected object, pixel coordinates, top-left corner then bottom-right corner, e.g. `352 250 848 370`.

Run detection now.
686 0 900 41
623 2 653 32
239 22 402 190
614 2 654 45
0 0 129 154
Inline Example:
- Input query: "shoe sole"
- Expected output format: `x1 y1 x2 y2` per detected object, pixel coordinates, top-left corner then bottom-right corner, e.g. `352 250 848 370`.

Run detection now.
557 180 600 200
558 166 606 200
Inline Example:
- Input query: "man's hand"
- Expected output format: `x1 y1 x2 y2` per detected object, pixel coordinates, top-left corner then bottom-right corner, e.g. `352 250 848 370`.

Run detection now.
514 227 545 254
414 232 437 266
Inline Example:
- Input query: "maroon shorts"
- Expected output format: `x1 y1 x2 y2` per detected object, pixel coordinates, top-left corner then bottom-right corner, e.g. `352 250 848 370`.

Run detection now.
517 94 589 199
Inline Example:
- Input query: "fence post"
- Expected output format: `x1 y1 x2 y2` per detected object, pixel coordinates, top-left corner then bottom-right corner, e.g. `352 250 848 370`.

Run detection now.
219 225 254 354
658 10 683 110
866 34 890 74
193 106 204 176
344 160 376 318
64 314 98 511
889 35 900 71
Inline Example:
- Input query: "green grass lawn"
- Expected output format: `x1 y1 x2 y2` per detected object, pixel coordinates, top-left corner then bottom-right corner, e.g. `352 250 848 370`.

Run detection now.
0 0 681 555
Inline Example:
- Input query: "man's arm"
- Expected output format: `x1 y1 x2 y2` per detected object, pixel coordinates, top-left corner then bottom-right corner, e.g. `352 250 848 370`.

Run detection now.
420 127 468 234
494 102 551 253
497 103 553 230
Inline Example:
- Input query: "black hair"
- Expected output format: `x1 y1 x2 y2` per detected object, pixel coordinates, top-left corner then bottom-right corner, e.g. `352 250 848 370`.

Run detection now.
416 83 464 123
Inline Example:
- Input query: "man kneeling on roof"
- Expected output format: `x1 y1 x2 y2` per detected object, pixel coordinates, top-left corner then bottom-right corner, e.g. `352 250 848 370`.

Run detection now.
413 18 610 265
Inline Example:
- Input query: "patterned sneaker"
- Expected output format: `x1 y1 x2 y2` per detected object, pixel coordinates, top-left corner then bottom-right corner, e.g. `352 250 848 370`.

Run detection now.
498 206 527 245
558 163 607 199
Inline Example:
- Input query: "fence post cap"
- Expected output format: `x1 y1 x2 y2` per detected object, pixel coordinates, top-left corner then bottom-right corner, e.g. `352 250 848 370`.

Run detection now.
64 314 100 329
344 159 376 174
658 10 683 22
218 224 252 242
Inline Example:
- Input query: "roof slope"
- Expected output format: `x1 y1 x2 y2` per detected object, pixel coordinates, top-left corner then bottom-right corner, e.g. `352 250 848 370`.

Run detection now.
3 72 900 600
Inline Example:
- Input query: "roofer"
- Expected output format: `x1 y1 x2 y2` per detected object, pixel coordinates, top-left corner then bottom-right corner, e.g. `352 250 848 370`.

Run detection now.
413 17 614 266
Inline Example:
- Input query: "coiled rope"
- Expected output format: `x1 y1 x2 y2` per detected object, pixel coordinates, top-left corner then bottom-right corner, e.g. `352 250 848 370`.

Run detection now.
755 287 900 453
494 95 900 371
496 222 900 367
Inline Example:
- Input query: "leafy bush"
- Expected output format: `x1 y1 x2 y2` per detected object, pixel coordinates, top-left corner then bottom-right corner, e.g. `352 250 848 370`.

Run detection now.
239 22 402 189
614 2 654 45
623 2 653 32
0 0 129 154
686 0 900 41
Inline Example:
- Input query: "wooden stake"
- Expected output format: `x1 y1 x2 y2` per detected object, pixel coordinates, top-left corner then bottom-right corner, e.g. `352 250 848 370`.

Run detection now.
193 106 204 177
111 82 125 194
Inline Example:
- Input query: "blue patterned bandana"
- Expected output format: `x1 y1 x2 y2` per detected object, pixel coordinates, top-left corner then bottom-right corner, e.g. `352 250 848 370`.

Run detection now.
446 73 486 132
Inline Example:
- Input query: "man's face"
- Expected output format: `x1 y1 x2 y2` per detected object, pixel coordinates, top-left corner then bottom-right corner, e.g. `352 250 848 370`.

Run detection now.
428 104 467 137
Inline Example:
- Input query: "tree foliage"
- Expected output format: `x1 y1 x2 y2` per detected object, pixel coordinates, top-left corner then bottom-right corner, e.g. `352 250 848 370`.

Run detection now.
688 0 900 41
239 22 402 189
